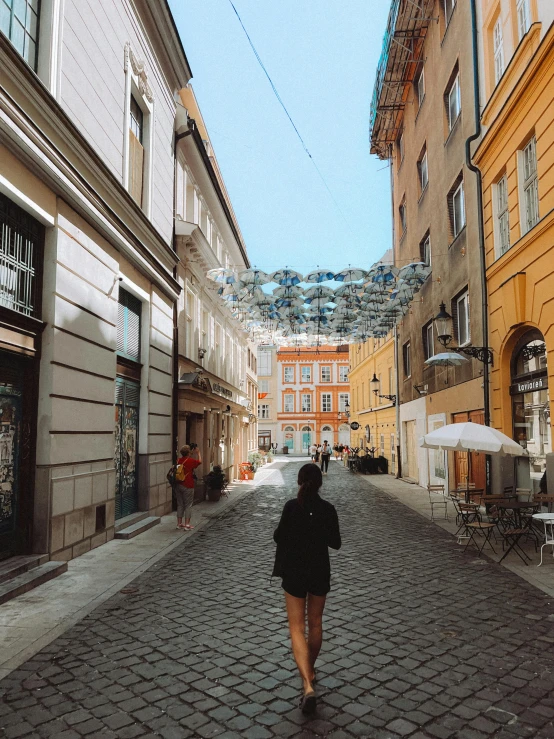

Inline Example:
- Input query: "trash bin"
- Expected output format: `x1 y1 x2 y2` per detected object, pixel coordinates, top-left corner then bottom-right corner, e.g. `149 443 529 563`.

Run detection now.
282 445 289 454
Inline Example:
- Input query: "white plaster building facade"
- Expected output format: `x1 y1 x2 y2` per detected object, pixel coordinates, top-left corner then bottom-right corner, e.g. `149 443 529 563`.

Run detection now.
0 0 190 560
257 345 278 451
174 87 256 485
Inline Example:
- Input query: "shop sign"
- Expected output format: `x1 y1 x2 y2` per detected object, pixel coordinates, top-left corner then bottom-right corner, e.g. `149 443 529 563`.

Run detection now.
213 383 233 399
350 421 360 430
510 375 548 395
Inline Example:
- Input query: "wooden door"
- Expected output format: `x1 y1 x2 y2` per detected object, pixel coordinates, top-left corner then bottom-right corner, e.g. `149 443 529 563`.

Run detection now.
405 420 417 480
453 410 486 495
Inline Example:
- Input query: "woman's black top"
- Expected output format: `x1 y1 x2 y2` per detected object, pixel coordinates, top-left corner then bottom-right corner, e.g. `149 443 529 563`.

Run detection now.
272 495 341 580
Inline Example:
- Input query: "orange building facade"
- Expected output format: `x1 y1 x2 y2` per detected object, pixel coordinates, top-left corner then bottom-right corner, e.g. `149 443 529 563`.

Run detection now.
275 346 350 454
474 3 554 492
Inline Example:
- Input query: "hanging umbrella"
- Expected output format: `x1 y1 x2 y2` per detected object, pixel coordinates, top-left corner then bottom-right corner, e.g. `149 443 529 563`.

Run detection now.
207 267 237 284
334 267 369 283
238 267 270 286
273 285 303 299
424 352 469 367
368 264 399 284
419 422 528 502
398 262 431 284
270 268 303 286
305 296 334 310
304 285 335 299
275 297 305 309
333 283 364 298
304 268 335 283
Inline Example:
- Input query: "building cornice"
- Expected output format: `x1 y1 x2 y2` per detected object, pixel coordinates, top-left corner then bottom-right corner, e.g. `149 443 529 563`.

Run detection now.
134 0 193 87
178 118 249 268
0 38 180 299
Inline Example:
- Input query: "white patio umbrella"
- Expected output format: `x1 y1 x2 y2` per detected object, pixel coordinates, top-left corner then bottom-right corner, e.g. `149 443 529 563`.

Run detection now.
419 422 527 502
424 352 469 367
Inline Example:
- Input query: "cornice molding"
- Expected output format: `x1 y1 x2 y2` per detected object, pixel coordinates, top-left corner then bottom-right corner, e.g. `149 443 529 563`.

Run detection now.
133 0 192 87
124 42 154 103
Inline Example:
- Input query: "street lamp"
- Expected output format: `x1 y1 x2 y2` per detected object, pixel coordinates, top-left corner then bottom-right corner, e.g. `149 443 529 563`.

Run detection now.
433 302 493 364
338 400 350 420
371 373 396 405
434 302 453 347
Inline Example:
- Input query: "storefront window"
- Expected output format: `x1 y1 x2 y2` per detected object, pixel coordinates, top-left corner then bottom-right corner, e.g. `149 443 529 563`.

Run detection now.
511 335 551 493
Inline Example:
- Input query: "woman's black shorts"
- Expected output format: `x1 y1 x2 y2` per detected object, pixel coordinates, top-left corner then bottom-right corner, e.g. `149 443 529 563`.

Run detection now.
282 576 330 599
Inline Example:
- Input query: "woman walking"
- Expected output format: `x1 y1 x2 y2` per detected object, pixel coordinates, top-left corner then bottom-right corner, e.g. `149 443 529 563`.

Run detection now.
320 440 331 475
272 464 341 713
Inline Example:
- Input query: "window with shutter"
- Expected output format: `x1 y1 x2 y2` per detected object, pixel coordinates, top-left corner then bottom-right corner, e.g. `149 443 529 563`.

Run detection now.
128 97 144 206
117 288 141 362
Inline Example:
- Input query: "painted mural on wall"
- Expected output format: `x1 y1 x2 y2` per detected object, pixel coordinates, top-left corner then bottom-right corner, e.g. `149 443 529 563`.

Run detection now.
0 387 21 534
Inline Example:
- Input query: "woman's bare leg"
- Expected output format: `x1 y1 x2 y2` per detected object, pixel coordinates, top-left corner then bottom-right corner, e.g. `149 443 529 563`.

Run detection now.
284 592 314 694
307 594 326 678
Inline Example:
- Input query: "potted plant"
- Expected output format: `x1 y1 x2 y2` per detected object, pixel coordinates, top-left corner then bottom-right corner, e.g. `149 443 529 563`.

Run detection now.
205 465 226 502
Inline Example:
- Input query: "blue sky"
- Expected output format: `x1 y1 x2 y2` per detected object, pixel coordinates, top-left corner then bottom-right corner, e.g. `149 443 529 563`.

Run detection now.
169 0 392 274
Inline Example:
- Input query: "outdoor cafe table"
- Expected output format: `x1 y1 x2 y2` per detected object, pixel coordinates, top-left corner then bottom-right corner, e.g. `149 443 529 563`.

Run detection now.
495 500 540 526
534 495 554 513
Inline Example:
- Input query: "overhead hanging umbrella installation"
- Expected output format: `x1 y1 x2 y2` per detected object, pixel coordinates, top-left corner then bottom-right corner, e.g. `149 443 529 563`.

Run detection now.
419 422 527 503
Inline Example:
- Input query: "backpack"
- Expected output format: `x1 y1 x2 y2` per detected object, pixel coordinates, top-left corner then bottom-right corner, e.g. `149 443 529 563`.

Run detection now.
175 463 187 482
166 462 187 485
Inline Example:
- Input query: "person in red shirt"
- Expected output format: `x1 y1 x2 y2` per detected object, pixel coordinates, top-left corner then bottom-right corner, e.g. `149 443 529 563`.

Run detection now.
175 444 202 530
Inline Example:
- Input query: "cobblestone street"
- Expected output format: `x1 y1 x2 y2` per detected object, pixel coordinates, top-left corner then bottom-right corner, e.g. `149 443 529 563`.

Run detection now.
2 459 554 739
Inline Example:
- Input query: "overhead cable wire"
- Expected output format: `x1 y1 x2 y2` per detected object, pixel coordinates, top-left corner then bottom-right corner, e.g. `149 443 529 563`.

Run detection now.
227 0 353 234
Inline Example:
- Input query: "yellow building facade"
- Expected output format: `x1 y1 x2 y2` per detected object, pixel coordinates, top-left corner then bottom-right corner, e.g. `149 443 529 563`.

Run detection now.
474 5 554 492
349 334 397 474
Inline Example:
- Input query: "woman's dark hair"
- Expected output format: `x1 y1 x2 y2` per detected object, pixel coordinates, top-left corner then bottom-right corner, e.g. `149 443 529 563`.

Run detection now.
297 463 322 505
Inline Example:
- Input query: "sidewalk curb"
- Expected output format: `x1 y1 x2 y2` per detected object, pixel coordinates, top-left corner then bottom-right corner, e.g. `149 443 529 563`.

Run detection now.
0 463 281 679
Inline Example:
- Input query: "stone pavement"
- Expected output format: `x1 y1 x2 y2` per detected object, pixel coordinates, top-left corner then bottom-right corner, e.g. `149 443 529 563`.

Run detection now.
0 472 270 680
2 459 554 739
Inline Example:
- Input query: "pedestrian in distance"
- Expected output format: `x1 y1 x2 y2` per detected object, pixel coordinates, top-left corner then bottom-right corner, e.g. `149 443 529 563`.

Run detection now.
310 442 318 463
315 444 321 463
320 440 331 475
333 444 340 460
172 444 201 530
272 463 341 714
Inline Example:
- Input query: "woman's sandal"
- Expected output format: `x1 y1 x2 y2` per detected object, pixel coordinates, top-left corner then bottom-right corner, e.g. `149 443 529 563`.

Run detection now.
300 690 316 715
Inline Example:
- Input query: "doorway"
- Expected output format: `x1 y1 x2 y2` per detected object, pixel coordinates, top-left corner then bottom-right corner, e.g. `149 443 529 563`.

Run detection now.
301 426 312 454
453 410 485 492
404 420 418 481
114 378 140 519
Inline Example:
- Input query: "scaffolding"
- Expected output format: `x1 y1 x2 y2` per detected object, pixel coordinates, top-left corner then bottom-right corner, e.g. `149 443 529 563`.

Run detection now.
369 0 437 159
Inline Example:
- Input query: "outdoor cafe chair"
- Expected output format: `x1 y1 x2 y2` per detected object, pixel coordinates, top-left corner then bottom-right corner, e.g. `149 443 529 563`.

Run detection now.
532 514 554 567
463 521 497 557
450 495 481 541
428 484 448 522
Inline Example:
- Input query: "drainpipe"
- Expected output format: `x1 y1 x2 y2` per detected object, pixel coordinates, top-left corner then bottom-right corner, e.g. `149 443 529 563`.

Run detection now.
172 127 193 464
388 146 402 478
466 0 491 492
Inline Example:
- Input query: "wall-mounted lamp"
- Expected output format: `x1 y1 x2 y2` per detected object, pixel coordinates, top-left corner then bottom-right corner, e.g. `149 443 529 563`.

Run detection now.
433 302 493 364
371 373 396 405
